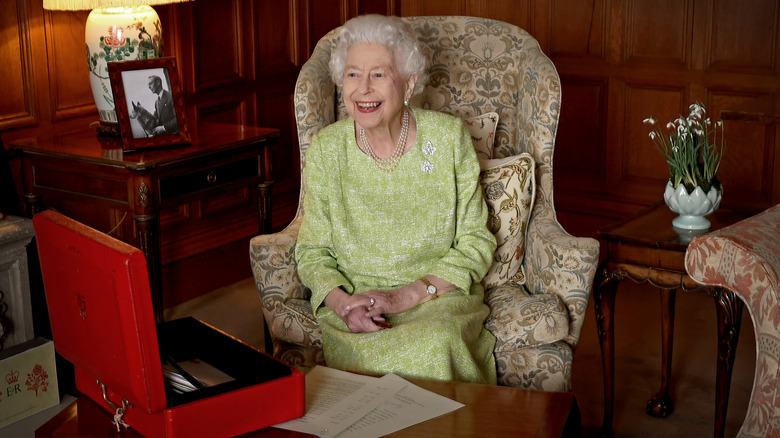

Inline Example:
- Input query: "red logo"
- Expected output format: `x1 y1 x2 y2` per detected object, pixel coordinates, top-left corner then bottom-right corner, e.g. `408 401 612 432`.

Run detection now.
25 364 49 397
5 369 19 384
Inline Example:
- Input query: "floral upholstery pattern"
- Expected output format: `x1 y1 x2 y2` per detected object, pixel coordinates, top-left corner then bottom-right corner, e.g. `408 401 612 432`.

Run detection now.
464 112 499 160
685 204 780 438
479 153 535 288
249 16 600 392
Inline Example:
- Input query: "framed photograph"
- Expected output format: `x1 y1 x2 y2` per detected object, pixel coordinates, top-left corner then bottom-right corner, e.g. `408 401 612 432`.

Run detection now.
108 57 190 152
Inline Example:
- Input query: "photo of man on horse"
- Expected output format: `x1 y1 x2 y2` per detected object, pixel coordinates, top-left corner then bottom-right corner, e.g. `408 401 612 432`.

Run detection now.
129 74 179 137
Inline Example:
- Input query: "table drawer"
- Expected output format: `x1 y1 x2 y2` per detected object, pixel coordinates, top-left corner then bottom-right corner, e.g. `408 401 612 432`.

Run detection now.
158 157 258 202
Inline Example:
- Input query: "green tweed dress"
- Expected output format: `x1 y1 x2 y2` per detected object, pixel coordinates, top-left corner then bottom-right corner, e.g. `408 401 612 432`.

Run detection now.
295 108 497 384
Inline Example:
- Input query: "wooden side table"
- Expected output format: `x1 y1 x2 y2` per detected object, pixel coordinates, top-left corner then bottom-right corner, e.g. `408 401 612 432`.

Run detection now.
8 121 278 321
594 202 751 438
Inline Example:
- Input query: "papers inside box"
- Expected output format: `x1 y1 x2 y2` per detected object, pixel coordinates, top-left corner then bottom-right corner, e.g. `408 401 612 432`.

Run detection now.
157 317 292 407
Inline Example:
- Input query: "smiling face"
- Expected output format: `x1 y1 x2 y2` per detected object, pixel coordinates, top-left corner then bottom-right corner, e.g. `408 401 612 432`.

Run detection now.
342 44 416 134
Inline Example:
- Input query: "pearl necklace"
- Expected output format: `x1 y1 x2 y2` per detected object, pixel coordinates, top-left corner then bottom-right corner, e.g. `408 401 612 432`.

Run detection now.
359 107 409 173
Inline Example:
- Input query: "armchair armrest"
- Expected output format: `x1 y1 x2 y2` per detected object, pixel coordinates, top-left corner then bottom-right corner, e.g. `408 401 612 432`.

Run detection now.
685 204 780 437
249 217 322 350
523 203 600 348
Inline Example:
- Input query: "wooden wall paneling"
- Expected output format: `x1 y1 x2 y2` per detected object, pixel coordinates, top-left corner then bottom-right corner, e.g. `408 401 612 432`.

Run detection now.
623 0 693 66
550 0 607 59
622 85 687 195
308 0 347 51
182 0 254 125
709 90 777 210
255 0 298 74
196 102 245 125
466 0 533 31
357 0 399 16
0 1 38 130
191 0 244 91
399 0 466 17
43 10 93 121
170 1 195 94
707 0 779 73
555 77 608 188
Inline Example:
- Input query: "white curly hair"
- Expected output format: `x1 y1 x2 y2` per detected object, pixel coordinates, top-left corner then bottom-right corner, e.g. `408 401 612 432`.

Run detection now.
329 15 427 96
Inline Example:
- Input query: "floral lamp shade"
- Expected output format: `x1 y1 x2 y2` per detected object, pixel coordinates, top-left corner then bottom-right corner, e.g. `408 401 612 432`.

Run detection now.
43 0 191 130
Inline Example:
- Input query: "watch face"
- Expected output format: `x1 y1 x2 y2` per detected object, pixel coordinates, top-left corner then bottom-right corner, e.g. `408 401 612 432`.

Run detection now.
427 285 436 295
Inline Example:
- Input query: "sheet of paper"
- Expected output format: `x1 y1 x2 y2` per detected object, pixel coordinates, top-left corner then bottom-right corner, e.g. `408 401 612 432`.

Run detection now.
273 366 406 438
333 373 464 438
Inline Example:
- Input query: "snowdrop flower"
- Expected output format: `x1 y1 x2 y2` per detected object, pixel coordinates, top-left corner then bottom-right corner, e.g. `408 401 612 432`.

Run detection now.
644 102 726 194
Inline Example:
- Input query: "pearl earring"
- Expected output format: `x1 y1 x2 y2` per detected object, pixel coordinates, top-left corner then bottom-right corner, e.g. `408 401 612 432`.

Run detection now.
404 99 409 106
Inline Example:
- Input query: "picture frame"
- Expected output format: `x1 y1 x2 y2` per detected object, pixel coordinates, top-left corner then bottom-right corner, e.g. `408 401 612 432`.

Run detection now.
108 57 190 152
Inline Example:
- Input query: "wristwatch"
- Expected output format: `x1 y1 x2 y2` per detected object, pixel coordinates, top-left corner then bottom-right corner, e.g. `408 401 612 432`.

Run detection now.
420 277 438 300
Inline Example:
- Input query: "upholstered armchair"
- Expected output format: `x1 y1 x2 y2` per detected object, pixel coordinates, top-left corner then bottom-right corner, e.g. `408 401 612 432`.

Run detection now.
249 16 599 391
685 204 780 437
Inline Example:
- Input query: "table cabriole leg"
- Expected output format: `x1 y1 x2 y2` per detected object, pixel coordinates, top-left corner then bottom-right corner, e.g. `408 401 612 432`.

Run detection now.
710 287 743 438
647 287 676 417
594 264 622 438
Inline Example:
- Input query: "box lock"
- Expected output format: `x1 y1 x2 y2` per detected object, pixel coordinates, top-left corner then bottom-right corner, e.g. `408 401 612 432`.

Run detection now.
97 379 134 431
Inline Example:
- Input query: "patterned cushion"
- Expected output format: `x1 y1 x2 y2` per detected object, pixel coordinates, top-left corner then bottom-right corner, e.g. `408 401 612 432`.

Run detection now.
484 284 569 353
463 112 498 160
479 153 535 288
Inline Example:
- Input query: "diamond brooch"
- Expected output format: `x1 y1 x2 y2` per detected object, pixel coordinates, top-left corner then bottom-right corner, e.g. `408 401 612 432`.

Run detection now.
421 141 436 173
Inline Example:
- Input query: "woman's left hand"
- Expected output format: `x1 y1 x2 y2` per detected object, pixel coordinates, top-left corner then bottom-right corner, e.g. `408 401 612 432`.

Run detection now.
344 286 419 318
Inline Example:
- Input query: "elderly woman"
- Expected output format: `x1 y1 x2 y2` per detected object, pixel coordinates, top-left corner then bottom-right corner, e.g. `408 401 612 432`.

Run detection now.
295 15 497 384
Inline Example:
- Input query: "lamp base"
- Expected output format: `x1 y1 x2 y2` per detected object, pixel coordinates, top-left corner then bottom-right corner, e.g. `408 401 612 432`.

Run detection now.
85 6 162 127
90 121 121 137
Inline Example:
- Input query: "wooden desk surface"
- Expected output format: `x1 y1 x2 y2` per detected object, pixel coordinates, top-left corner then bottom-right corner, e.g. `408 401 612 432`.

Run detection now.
598 201 752 252
8 120 278 170
37 379 579 438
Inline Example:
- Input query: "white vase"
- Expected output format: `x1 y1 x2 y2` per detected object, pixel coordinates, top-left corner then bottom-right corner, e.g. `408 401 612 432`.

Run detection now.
663 180 722 230
85 6 162 125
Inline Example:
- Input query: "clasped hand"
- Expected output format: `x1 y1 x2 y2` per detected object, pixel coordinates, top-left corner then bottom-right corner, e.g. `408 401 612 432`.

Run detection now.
327 284 422 333
338 285 422 333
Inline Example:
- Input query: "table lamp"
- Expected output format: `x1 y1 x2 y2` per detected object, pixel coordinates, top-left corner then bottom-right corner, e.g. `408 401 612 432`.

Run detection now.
42 0 190 134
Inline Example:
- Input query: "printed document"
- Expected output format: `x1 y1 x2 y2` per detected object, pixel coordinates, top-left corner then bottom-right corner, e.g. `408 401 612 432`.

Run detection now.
273 366 464 438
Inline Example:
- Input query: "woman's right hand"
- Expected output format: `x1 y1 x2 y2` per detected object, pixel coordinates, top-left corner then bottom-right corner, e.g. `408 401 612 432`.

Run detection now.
323 287 388 333
342 307 388 333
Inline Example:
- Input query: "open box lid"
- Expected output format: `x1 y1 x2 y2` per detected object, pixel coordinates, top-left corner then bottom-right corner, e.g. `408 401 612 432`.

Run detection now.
33 210 167 413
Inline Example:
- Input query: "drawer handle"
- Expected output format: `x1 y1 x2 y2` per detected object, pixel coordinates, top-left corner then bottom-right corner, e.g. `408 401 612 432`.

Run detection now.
206 171 217 184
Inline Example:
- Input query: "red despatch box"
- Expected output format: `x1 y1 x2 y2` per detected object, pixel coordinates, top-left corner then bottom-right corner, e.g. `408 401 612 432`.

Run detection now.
33 210 305 437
